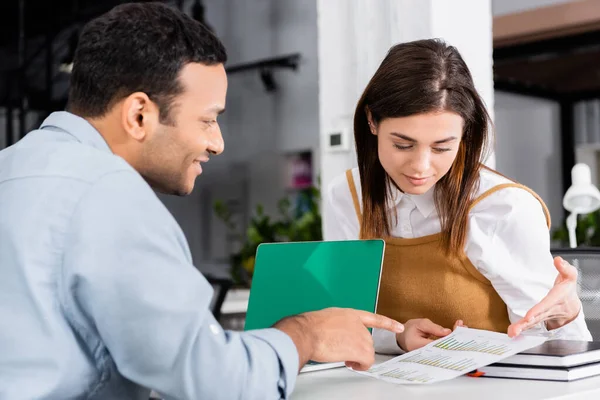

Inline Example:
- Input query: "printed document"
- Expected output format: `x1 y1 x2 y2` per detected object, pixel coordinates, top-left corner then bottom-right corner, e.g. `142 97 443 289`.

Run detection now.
357 327 547 384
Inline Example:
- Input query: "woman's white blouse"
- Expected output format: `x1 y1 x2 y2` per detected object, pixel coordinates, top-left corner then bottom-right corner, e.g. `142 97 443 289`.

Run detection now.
324 168 592 354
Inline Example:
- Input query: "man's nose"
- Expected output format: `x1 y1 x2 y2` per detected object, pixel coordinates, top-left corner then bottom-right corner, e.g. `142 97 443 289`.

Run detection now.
207 125 224 155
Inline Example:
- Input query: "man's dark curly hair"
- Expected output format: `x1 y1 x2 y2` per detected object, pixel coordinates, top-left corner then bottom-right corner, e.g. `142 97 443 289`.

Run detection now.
67 2 227 125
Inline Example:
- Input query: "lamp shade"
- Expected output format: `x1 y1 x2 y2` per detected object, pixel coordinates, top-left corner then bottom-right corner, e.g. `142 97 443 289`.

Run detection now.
563 163 600 214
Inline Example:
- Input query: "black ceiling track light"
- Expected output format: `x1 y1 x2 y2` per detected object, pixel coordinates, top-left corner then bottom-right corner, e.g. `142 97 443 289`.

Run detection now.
226 53 301 93
187 0 302 92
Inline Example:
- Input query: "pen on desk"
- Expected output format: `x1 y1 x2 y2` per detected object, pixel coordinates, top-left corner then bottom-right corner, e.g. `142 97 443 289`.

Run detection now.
467 370 485 378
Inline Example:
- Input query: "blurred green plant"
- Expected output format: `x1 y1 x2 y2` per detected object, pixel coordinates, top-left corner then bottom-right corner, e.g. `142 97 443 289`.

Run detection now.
213 185 322 286
552 210 600 247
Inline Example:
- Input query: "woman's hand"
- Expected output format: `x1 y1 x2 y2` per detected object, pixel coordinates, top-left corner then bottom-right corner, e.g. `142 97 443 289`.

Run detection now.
507 257 582 337
395 318 453 352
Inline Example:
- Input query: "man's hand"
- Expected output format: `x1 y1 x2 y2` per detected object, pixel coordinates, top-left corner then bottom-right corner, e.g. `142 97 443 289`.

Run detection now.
274 308 404 372
508 257 582 338
395 318 453 352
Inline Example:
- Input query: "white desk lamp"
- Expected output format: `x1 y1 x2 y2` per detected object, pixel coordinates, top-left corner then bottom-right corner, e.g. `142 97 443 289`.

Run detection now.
563 163 600 248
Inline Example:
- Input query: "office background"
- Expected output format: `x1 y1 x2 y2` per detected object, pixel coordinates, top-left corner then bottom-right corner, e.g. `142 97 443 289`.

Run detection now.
1 0 599 335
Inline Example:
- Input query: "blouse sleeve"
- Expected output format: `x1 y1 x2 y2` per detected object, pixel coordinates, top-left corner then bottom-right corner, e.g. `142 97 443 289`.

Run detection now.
465 187 592 341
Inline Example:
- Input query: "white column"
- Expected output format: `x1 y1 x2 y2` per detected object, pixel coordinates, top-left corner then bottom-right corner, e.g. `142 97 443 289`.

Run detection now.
429 0 496 167
317 0 494 232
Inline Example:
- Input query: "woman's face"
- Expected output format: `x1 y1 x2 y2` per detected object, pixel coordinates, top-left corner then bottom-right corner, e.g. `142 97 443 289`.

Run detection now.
368 111 464 195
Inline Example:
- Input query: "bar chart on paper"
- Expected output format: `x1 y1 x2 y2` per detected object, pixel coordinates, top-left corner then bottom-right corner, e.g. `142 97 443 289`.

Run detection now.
399 352 477 371
356 327 546 385
379 368 433 383
433 336 510 355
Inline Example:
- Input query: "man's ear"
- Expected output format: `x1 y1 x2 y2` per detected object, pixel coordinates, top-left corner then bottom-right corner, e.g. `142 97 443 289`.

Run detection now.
121 92 159 141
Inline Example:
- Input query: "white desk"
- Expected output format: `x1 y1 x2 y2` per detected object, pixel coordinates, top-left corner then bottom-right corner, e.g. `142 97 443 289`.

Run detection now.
219 288 249 331
220 288 250 315
292 356 600 400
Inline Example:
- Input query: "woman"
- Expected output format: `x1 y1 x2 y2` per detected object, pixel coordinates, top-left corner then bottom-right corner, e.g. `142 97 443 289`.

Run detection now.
324 39 591 354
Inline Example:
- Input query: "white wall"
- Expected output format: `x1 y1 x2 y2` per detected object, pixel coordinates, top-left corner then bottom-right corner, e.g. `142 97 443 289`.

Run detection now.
491 0 579 227
158 0 319 272
492 0 574 16
494 92 563 226
430 0 496 167
494 91 577 228
317 0 495 229
0 1 319 275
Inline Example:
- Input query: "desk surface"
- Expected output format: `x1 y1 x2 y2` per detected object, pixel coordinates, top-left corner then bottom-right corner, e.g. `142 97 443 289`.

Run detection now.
220 288 249 314
292 356 600 400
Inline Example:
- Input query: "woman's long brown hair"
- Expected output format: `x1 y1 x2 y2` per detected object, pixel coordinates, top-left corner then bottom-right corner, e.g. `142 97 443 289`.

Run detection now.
355 39 491 257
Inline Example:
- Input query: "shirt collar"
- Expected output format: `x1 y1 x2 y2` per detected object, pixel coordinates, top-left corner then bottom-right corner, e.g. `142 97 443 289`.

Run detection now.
388 181 436 218
39 111 112 154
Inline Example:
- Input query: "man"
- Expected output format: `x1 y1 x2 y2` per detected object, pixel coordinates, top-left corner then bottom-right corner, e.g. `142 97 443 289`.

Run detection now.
0 2 585 399
0 3 403 399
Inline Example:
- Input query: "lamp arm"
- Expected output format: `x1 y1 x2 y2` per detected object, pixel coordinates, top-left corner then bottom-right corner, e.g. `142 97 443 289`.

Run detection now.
566 212 578 249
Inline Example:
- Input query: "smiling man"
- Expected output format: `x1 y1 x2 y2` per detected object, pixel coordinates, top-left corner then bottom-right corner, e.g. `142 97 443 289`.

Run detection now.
0 3 404 399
